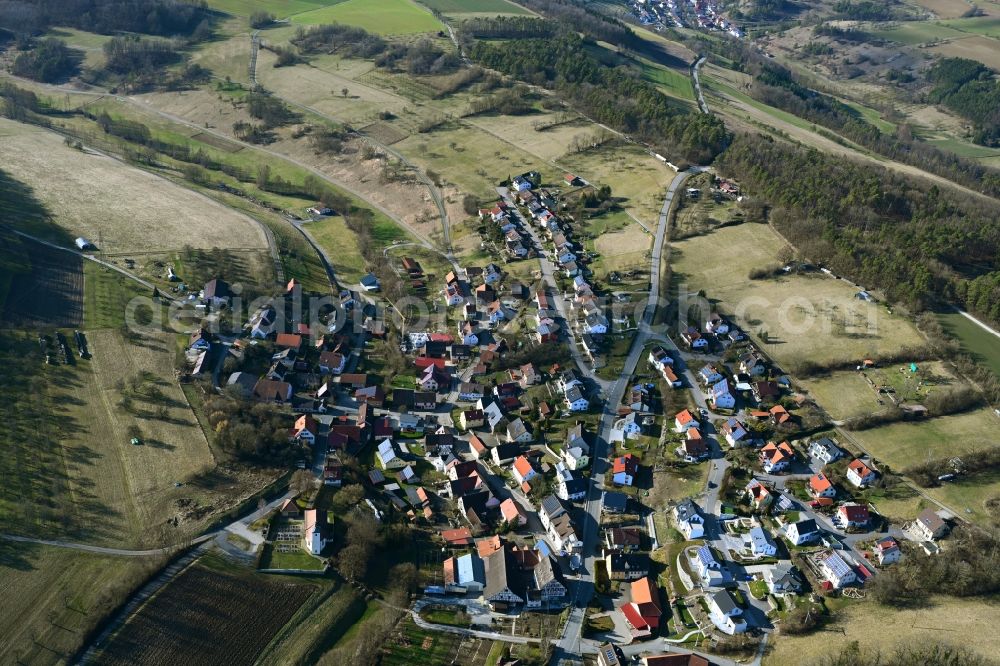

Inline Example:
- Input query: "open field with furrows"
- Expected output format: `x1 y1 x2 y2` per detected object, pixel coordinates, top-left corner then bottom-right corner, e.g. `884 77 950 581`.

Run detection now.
291 0 444 33
0 119 268 255
763 596 1000 666
800 361 960 422
559 144 676 229
936 311 1000 376
96 561 316 665
846 408 1000 523
0 544 163 666
669 223 928 370
417 0 533 15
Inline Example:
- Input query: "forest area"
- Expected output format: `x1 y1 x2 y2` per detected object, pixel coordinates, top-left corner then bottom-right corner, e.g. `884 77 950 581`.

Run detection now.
716 134 1000 327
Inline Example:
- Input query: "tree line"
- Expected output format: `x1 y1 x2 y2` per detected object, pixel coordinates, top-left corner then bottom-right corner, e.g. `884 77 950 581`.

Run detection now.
291 24 460 76
716 134 1000 327
467 32 728 163
0 0 211 39
11 37 83 82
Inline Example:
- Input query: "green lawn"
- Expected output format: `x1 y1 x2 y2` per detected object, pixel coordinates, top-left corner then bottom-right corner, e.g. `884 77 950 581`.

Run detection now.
291 0 444 33
748 579 769 599
304 215 366 282
205 0 345 18
940 16 1000 38
926 137 1000 160
83 260 152 330
842 99 895 133
417 0 532 13
869 21 968 44
260 544 327 570
937 311 1000 376
639 59 695 102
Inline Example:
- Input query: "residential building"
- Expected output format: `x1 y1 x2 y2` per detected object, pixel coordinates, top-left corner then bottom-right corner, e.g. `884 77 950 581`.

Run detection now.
817 551 856 588
720 417 748 447
376 439 406 470
612 454 638 487
564 385 590 412
492 442 520 465
512 456 538 485
674 409 699 433
707 590 746 635
745 479 773 512
458 382 486 402
598 644 626 666
673 498 705 539
500 498 528 526
460 409 485 430
785 518 820 546
613 412 643 441
746 526 777 557
506 418 533 443
874 537 902 565
837 503 870 528
914 508 949 541
604 527 642 553
809 473 837 499
605 552 650 581
622 577 662 632
709 379 736 410
759 441 795 473
556 465 588 501
846 459 878 488
809 437 845 464
698 364 723 385
693 545 725 587
290 414 318 445
764 562 802 594
602 491 629 514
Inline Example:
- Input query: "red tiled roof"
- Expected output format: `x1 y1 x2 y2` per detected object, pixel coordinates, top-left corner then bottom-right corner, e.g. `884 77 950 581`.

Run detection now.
675 409 696 426
440 527 473 545
275 333 302 349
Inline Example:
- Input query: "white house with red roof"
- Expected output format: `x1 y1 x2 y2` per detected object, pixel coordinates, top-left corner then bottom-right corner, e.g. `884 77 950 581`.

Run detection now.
511 456 538 485
846 459 878 488
808 472 836 499
500 498 527 526
674 409 699 433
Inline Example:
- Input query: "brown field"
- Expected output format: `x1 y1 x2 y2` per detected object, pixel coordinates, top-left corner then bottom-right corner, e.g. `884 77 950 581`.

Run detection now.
0 545 162 666
928 35 1000 71
594 223 652 273
97 562 315 665
910 0 974 18
0 119 268 255
670 223 927 369
764 596 1000 666
2 239 83 328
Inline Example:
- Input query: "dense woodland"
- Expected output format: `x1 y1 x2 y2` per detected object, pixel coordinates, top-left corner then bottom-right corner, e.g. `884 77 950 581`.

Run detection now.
468 32 728 163
0 0 210 38
10 36 81 81
717 134 1000 325
928 58 1000 147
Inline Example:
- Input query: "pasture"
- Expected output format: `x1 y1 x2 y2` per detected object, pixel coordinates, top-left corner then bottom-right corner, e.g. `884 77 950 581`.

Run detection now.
848 408 1000 524
928 34 1000 70
909 0 975 18
466 111 598 163
0 119 268 255
0 326 246 549
592 220 652 276
96 561 316 665
869 21 968 44
560 143 676 228
669 223 927 370
936 311 1000 376
291 0 445 34
763 596 1000 666
204 0 344 17
0 544 161 666
800 361 959 421
417 0 533 14
941 15 1000 37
